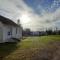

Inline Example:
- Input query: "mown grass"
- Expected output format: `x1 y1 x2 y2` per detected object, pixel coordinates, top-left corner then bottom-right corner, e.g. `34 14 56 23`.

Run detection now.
0 35 60 60
20 35 60 48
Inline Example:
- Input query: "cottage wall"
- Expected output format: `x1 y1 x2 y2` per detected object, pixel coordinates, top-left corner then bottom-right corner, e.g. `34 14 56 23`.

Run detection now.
15 27 22 39
0 22 3 43
3 25 22 42
3 25 12 42
0 15 22 43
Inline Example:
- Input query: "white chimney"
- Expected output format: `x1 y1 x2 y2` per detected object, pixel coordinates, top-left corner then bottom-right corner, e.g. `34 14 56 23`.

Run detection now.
17 19 20 25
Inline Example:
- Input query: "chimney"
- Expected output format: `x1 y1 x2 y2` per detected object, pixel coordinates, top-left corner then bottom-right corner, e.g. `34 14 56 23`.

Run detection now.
17 19 20 25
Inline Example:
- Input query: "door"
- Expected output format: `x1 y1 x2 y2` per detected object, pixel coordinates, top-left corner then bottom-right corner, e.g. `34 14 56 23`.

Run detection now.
0 28 3 43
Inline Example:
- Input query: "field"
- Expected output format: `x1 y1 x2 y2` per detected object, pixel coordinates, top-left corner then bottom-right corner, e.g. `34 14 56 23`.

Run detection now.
0 35 60 60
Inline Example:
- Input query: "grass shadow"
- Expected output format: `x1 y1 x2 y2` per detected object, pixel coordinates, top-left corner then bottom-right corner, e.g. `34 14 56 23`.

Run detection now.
0 41 20 60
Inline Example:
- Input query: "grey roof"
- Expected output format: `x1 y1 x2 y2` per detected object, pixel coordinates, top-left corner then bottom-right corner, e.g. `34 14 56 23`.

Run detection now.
0 15 18 26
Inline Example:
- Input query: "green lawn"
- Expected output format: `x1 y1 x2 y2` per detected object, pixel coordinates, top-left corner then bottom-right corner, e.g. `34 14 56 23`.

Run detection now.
0 35 60 60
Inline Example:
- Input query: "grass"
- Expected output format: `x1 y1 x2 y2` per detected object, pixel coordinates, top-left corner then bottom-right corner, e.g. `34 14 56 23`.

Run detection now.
20 35 60 48
0 35 60 60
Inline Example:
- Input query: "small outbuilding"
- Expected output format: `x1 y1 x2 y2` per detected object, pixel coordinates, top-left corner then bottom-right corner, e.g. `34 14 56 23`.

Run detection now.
0 15 22 43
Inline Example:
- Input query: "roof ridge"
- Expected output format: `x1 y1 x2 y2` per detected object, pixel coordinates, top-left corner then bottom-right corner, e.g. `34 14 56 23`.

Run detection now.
0 15 18 26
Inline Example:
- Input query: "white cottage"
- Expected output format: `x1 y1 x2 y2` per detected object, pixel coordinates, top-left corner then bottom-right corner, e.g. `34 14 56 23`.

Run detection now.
0 15 22 43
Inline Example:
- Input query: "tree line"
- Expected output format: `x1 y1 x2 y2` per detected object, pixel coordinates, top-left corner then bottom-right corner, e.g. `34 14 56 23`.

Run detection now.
22 28 60 36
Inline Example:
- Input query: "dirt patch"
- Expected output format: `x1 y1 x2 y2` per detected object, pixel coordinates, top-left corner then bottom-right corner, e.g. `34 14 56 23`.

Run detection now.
31 41 60 60
3 41 60 60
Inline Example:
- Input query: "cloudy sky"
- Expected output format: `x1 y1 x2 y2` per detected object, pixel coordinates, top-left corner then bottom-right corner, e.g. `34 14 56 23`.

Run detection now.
0 0 60 31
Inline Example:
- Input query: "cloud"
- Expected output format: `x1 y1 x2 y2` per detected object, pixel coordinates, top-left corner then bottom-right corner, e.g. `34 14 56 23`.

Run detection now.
0 0 60 31
22 7 60 31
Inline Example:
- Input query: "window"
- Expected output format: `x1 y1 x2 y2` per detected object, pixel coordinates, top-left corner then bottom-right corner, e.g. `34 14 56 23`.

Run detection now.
8 32 10 35
16 28 17 34
8 27 12 35
10 27 12 35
